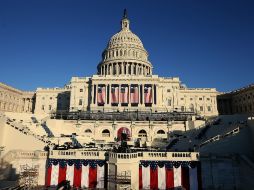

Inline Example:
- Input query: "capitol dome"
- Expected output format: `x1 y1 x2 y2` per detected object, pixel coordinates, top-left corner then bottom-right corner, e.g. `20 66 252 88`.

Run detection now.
97 10 153 76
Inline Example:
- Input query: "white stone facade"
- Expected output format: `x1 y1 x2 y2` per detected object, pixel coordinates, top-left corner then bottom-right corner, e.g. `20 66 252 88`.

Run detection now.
33 13 218 116
0 82 34 113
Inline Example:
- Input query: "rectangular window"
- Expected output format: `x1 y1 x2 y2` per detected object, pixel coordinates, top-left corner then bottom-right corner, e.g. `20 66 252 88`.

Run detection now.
200 106 203 111
207 98 210 101
180 98 184 100
207 106 211 111
50 97 52 100
168 99 171 106
190 98 193 101
167 89 171 93
49 105 52 110
181 106 185 111
79 99 82 105
80 89 83 92
199 98 202 100
42 105 44 110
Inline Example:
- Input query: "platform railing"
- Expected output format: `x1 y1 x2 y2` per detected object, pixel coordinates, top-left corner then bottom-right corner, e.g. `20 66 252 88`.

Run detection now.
108 151 199 162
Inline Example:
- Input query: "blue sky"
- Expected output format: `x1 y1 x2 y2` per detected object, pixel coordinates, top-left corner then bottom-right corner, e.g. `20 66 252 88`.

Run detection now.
0 0 253 92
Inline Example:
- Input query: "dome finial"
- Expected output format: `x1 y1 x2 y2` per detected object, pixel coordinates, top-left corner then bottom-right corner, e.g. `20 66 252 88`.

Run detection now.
123 9 128 19
121 9 130 30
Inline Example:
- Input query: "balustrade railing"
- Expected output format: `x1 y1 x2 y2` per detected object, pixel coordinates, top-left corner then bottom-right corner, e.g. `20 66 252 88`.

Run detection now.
49 149 106 159
2 150 48 162
108 151 199 161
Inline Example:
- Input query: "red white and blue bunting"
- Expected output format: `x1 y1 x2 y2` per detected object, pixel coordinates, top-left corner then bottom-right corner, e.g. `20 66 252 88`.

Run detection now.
139 161 202 190
46 159 106 188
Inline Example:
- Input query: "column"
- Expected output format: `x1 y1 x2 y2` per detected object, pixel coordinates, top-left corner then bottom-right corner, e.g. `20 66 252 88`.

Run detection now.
105 84 108 105
119 63 121 75
131 63 134 75
141 84 144 105
128 84 131 107
109 84 112 105
151 85 154 104
138 84 141 106
118 85 120 107
95 84 98 105
121 62 124 75
104 65 106 76
116 63 119 76
92 84 94 104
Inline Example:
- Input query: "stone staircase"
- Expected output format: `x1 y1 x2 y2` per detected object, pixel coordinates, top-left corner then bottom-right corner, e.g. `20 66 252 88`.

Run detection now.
0 113 53 146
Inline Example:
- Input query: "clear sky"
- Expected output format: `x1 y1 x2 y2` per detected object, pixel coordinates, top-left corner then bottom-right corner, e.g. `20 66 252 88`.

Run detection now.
0 0 253 92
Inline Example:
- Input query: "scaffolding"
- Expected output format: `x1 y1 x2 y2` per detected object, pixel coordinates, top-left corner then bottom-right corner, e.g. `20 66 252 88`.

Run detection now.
108 171 131 190
19 164 39 188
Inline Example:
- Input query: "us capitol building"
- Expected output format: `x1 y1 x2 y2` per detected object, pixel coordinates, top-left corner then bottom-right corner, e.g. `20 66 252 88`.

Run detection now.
34 11 218 117
3 11 253 190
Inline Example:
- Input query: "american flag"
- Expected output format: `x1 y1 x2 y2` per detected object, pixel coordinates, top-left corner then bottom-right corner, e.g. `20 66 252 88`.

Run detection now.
97 86 105 105
139 161 202 190
120 86 128 103
144 86 152 104
130 86 139 104
111 86 119 104
46 159 105 189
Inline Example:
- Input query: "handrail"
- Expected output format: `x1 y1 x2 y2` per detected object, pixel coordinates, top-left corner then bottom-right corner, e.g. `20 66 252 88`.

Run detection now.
199 125 243 148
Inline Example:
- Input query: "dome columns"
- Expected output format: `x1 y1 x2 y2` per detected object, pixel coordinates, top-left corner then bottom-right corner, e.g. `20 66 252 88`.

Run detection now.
99 62 152 76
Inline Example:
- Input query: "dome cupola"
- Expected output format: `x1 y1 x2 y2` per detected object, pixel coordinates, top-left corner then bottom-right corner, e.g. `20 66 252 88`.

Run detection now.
97 9 153 76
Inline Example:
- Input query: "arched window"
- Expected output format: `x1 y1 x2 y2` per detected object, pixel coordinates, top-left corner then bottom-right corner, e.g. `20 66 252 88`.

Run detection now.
138 129 147 137
157 130 165 134
102 129 110 137
85 129 92 133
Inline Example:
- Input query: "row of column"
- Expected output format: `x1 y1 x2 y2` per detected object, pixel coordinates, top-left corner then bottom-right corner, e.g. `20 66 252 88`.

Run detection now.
100 62 152 76
91 84 157 107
